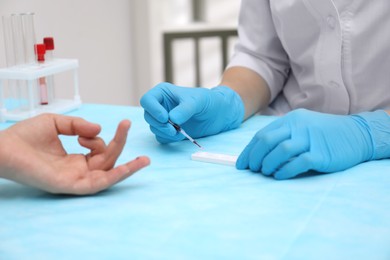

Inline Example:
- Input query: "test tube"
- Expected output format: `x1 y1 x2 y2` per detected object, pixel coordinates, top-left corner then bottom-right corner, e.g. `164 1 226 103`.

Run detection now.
35 44 48 105
2 15 15 67
21 13 37 64
11 14 25 66
2 15 18 110
44 37 55 103
13 14 31 110
43 37 54 60
21 13 38 108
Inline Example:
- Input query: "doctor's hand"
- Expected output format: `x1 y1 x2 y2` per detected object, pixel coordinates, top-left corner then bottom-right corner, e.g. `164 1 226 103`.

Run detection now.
0 114 150 195
236 109 390 179
140 82 244 143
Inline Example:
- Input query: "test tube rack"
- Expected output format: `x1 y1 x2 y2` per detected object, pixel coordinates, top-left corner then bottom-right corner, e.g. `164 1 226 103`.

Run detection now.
0 58 81 122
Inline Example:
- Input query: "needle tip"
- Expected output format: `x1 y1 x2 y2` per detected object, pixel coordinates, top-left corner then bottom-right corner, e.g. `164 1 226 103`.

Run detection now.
194 141 203 149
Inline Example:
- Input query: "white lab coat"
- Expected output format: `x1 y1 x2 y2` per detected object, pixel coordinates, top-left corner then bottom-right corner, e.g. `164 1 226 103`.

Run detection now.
228 0 390 115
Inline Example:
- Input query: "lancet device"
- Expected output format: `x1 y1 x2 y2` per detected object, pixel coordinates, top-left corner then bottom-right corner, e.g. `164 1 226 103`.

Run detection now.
168 119 202 149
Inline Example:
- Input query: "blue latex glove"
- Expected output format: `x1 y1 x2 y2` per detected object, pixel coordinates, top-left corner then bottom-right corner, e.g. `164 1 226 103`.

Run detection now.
140 82 244 143
236 108 390 179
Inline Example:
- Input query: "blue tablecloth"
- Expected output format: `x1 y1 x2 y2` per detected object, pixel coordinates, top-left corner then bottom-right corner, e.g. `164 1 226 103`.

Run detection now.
1 104 389 259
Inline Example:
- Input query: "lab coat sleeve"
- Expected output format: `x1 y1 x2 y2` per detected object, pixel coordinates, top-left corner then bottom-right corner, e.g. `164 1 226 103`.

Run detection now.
227 0 290 103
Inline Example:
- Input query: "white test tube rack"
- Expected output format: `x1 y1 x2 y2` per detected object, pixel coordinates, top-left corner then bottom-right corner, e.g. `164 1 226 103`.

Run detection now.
0 58 81 122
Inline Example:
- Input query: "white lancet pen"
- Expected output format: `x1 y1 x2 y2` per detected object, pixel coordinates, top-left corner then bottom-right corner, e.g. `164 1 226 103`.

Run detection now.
168 119 203 149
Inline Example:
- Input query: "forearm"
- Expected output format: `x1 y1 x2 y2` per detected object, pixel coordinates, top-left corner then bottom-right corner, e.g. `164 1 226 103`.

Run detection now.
220 66 271 120
0 127 35 183
0 133 5 179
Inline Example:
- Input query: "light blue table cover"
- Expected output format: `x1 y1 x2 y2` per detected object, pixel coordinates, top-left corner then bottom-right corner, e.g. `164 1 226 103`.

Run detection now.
1 104 389 259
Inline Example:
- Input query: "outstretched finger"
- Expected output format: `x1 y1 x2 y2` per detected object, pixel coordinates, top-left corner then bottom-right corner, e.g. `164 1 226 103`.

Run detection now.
106 155 151 184
71 156 151 195
99 120 131 169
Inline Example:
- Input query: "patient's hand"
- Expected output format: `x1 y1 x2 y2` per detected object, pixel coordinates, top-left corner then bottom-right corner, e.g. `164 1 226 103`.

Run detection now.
0 114 150 195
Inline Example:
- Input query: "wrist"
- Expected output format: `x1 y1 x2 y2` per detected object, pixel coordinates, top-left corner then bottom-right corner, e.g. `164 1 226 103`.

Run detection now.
352 110 390 160
0 130 11 178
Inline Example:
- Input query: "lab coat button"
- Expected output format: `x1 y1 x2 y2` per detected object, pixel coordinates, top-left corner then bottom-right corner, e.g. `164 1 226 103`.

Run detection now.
326 15 336 29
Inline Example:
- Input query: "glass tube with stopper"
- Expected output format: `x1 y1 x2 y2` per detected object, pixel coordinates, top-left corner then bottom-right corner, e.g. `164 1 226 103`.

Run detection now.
44 37 55 103
35 44 48 105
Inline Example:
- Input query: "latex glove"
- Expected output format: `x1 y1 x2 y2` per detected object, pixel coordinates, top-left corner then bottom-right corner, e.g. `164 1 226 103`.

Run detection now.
236 109 390 179
140 82 244 143
0 114 150 195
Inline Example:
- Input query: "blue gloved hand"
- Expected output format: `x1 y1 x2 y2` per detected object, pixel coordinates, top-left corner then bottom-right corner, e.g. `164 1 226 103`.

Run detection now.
236 108 390 179
140 82 244 143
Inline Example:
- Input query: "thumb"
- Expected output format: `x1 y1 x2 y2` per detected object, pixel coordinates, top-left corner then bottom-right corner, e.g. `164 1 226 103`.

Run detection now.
168 89 208 125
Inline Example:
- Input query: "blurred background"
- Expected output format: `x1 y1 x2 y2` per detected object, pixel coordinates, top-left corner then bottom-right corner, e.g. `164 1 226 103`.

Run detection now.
0 0 240 106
